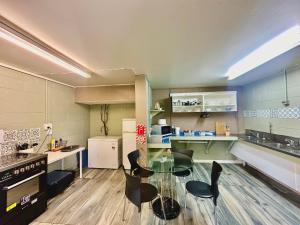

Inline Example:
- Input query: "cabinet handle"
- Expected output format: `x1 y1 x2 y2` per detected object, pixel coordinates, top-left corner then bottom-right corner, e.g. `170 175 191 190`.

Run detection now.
3 170 45 190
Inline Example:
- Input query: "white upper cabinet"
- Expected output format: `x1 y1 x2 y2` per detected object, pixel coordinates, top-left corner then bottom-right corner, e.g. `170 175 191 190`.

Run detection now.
170 91 237 113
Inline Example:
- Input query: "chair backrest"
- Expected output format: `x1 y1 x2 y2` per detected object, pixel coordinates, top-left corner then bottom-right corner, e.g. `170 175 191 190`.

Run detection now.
210 161 223 206
171 148 194 169
127 150 140 174
122 166 141 212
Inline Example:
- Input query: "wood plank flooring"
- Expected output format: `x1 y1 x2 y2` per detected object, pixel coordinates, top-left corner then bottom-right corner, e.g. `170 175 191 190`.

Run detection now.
30 164 300 225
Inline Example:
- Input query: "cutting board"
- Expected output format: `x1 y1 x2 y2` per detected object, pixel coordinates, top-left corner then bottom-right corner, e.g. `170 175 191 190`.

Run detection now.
216 122 226 135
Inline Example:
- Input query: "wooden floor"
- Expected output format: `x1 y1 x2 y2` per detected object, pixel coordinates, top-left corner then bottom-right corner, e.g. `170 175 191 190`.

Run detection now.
30 164 300 225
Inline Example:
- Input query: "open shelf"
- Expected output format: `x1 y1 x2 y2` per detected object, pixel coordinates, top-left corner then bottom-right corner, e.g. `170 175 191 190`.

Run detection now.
150 109 165 118
170 91 237 113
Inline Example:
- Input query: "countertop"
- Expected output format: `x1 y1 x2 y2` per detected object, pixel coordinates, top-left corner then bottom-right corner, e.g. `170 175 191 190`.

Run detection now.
148 135 238 149
238 134 300 158
20 146 86 164
170 135 238 141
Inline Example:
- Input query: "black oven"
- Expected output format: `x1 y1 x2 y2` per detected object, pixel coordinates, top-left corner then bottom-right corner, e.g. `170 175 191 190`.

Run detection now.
0 154 47 225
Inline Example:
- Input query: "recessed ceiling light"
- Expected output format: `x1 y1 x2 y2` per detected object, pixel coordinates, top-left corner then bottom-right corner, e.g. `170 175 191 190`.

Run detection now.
226 25 300 80
0 26 91 78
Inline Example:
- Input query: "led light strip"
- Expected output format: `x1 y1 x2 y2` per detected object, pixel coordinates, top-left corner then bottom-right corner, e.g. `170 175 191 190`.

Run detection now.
226 25 300 80
0 26 91 78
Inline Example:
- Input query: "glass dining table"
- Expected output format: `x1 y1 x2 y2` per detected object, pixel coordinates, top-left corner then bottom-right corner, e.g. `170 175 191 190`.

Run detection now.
137 150 193 220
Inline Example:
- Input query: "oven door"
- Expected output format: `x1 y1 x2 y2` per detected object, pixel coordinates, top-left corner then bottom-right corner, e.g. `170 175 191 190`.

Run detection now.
2 171 46 214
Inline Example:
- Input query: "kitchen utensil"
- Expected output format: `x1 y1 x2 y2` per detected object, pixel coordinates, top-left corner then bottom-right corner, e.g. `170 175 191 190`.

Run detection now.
154 102 161 110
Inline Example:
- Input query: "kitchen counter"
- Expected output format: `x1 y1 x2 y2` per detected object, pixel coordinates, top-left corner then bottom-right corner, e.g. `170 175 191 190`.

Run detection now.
239 134 300 158
170 135 238 141
21 146 86 178
148 135 238 152
171 135 238 153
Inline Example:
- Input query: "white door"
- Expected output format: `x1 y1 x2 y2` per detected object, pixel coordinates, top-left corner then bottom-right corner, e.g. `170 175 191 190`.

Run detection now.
122 133 136 169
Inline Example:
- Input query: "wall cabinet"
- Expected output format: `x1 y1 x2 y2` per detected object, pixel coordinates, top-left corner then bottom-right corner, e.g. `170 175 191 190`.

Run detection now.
170 91 237 113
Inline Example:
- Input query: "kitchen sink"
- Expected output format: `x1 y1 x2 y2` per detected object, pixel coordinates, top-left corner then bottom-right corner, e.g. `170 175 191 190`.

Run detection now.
267 142 285 148
265 142 300 151
61 145 80 152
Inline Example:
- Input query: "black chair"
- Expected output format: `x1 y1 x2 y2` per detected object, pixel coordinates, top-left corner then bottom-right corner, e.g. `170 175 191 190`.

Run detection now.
128 149 154 178
184 161 223 224
171 148 194 179
122 166 166 222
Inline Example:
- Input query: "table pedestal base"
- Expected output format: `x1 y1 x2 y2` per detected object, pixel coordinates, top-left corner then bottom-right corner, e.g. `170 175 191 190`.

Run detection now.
152 197 180 220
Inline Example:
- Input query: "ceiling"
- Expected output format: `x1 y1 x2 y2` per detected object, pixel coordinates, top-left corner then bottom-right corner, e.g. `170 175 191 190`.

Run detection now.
0 0 300 88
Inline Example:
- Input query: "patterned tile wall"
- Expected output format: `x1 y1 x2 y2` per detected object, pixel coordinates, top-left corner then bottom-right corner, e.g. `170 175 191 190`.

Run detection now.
0 128 40 156
243 107 300 119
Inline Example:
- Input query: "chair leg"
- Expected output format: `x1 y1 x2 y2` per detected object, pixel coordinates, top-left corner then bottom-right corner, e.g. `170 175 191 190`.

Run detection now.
190 169 194 180
214 205 217 225
122 195 126 221
184 189 188 209
140 209 142 225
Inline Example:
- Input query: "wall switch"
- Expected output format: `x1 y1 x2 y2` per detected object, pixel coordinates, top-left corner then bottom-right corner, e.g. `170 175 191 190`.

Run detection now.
44 123 53 135
0 129 4 143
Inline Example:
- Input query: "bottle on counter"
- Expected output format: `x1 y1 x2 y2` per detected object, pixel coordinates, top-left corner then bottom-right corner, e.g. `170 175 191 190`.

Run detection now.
51 138 55 150
225 125 231 136
175 127 180 136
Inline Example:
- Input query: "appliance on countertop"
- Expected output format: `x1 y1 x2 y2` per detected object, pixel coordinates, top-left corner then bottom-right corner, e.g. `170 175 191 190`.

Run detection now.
88 136 122 169
158 119 167 125
0 153 48 225
151 124 172 135
122 119 136 170
150 123 172 144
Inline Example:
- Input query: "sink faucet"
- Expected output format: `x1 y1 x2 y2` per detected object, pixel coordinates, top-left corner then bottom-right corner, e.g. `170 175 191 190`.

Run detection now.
285 138 295 147
269 122 272 135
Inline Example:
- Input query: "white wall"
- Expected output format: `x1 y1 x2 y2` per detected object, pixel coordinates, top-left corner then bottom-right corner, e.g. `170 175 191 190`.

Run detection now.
242 68 300 137
0 66 90 169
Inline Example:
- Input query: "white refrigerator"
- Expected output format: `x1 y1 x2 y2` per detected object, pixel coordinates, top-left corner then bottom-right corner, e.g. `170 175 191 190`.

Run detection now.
122 119 136 169
88 136 122 169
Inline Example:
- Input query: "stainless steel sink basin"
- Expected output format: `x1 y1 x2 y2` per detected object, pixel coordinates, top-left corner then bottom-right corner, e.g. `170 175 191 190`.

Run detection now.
61 145 80 152
245 136 257 141
265 142 300 151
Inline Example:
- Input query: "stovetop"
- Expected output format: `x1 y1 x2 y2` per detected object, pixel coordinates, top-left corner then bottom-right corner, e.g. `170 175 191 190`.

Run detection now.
0 153 46 172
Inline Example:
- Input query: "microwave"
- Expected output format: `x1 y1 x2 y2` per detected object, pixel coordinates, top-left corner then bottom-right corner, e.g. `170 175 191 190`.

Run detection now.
151 125 172 135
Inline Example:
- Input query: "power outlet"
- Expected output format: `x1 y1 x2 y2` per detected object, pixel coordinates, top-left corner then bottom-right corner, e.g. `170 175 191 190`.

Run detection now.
0 129 4 143
44 123 53 135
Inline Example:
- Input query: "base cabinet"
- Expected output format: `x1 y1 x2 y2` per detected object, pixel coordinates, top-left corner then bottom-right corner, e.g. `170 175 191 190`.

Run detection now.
231 141 300 192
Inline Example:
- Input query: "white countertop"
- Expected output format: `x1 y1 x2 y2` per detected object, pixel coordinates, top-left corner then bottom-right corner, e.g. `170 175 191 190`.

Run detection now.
170 135 238 141
148 135 238 148
21 146 86 164
46 146 85 164
148 143 172 149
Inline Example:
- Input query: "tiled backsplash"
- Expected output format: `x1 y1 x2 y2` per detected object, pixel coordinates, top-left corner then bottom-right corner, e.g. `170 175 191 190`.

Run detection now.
0 128 40 155
243 107 300 119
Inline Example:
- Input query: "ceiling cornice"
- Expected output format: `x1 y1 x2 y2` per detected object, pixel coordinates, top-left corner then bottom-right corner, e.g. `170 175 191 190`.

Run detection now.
0 15 94 76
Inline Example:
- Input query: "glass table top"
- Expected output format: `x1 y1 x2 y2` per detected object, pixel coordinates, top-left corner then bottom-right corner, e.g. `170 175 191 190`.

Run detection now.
137 150 193 173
